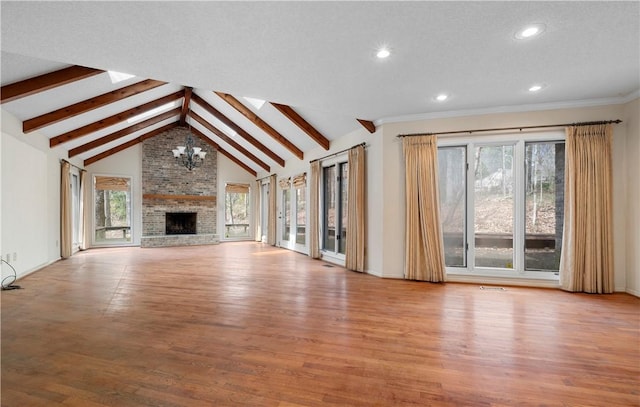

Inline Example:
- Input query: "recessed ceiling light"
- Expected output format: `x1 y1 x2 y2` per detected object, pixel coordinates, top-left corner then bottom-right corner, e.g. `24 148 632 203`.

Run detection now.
515 23 546 40
528 84 544 92
376 48 390 59
436 93 448 102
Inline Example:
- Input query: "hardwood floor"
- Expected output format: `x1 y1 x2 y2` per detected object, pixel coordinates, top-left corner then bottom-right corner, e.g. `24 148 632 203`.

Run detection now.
1 242 639 406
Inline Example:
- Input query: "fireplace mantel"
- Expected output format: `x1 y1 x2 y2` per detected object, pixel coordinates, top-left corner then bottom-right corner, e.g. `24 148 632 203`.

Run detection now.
143 194 217 201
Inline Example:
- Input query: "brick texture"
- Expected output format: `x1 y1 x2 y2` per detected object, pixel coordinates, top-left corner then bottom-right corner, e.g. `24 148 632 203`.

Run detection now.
141 127 219 247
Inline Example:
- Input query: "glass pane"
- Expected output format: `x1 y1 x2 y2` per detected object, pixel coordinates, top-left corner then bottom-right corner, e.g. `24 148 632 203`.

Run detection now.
339 163 348 254
94 176 131 244
283 189 291 241
296 188 306 245
225 186 250 238
525 142 564 271
261 184 268 241
323 166 336 251
438 147 466 267
72 174 80 245
474 145 514 268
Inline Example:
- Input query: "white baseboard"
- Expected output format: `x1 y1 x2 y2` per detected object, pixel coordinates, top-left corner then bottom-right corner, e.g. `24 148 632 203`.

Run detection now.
625 287 640 297
366 268 383 278
15 258 60 281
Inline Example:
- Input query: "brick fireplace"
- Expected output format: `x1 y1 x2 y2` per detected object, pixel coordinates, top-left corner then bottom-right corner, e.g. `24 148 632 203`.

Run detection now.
141 127 219 247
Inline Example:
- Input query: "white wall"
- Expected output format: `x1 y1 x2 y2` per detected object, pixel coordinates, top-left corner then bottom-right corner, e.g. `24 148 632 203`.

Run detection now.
624 98 640 296
380 103 630 289
217 152 257 241
1 109 83 279
85 145 143 246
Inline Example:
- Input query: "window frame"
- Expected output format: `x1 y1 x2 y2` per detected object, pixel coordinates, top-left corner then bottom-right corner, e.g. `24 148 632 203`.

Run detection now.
70 169 81 250
320 155 348 264
437 130 565 281
92 174 133 247
224 182 252 241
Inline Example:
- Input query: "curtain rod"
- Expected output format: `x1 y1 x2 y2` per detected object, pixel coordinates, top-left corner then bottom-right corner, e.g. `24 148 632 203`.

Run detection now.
309 142 366 164
60 159 84 172
256 174 275 182
396 119 622 138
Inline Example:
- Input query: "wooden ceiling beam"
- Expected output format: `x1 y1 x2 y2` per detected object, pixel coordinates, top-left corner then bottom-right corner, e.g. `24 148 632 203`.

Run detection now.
189 110 270 172
191 93 284 167
214 92 304 160
357 119 376 134
190 127 257 177
50 90 184 147
1 65 105 104
84 122 179 166
23 79 167 133
69 107 180 158
180 87 193 125
270 102 330 150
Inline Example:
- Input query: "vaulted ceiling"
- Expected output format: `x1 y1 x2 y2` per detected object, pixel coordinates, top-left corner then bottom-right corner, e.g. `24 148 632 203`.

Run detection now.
1 2 638 176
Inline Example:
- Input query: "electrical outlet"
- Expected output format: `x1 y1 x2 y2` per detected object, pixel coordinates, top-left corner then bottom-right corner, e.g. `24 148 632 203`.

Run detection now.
56 240 59 247
5 254 10 263
13 252 17 262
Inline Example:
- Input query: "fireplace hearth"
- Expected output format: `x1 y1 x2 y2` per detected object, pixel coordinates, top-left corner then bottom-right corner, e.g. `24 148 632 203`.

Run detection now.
166 212 197 235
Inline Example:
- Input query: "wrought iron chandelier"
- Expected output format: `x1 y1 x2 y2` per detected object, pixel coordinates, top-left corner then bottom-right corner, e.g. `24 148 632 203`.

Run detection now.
172 132 206 171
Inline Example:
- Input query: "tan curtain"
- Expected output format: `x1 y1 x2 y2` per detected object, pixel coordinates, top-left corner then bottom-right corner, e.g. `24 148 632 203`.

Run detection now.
292 173 307 188
560 124 614 293
279 177 291 189
60 161 72 259
79 170 89 250
268 174 277 246
226 182 249 193
403 135 446 282
345 145 366 272
309 161 321 258
255 180 262 242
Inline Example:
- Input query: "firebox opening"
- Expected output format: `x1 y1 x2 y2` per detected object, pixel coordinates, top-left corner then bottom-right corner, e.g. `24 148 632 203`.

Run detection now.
166 212 197 235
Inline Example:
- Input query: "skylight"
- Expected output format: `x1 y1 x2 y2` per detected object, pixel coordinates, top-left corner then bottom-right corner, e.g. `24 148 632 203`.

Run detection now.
127 102 177 124
108 71 135 84
243 97 266 110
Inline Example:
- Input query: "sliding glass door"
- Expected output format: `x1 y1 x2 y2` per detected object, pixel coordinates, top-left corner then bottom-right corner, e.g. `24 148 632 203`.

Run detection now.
473 144 515 269
437 133 565 279
322 162 348 256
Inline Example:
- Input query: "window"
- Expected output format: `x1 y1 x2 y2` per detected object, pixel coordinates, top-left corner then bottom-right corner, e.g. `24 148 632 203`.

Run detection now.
282 188 291 241
71 172 81 248
323 165 336 252
225 183 250 239
525 142 565 271
94 176 132 244
295 187 306 245
438 146 466 267
474 144 515 269
438 133 564 278
322 161 348 256
260 183 269 242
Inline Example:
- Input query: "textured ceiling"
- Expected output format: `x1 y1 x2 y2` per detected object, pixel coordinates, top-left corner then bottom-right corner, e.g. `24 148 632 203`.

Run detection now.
3 1 638 120
1 1 638 173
